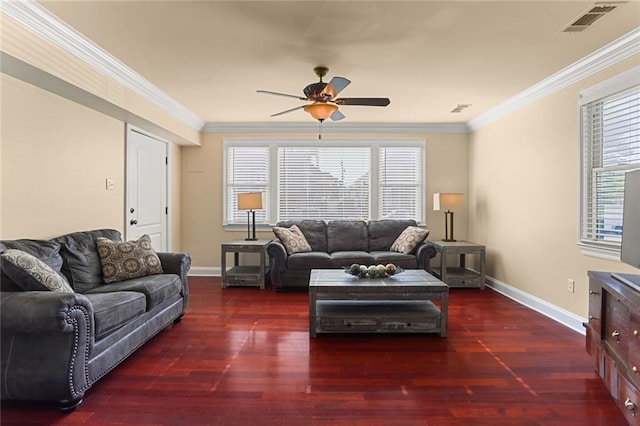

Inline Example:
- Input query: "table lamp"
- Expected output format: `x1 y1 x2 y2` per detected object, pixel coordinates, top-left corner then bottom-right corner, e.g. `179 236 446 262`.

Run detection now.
238 192 263 241
433 193 464 242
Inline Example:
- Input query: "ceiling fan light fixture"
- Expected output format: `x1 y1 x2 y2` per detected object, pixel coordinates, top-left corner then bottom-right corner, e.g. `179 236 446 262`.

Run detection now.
304 103 338 121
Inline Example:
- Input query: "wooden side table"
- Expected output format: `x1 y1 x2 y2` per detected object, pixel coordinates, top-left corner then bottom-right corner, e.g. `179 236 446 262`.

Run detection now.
427 240 486 289
221 239 269 289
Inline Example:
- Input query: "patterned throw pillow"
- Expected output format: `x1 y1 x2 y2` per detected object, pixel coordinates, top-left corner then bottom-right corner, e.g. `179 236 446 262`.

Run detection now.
390 226 429 254
0 249 74 293
272 225 312 255
96 235 163 284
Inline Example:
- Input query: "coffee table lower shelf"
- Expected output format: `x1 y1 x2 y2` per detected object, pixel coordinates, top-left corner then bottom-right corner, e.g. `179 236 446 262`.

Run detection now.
314 300 443 334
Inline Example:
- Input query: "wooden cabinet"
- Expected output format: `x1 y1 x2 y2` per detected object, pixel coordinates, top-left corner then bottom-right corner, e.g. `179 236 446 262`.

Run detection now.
586 271 640 425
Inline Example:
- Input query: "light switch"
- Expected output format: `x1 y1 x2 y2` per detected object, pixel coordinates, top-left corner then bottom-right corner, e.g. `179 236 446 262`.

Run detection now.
105 178 115 190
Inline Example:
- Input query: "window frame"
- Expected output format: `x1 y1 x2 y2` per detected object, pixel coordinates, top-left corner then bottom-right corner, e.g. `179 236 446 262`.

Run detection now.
578 67 640 260
223 138 427 229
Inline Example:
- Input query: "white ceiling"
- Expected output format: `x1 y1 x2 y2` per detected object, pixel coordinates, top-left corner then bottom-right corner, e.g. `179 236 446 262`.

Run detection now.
38 0 640 125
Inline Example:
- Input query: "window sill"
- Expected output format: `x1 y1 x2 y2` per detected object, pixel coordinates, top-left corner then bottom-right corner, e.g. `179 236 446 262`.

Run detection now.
577 242 621 262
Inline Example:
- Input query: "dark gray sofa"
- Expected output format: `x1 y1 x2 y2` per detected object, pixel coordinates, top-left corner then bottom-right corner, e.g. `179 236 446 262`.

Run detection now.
267 219 435 291
0 229 191 411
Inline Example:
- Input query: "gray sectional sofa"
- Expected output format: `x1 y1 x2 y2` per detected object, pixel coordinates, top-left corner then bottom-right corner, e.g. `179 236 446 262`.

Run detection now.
267 219 435 291
0 229 191 411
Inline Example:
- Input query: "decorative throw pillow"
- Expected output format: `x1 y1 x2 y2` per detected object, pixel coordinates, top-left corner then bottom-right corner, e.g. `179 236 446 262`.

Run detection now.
390 226 429 254
96 234 163 284
0 249 74 293
272 225 312 255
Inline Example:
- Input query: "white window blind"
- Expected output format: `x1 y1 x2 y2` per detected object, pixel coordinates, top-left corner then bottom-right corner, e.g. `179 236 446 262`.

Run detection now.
225 146 270 225
580 85 640 253
278 147 371 220
379 146 423 219
224 139 426 226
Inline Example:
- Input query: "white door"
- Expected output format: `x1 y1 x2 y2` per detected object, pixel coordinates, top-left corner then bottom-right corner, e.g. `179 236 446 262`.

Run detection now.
126 125 168 251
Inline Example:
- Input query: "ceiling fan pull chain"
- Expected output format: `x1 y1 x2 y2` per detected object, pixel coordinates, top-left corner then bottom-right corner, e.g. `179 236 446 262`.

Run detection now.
318 121 322 140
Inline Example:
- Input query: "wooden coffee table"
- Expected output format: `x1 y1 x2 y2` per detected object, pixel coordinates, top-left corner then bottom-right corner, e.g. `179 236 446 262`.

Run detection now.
309 269 448 338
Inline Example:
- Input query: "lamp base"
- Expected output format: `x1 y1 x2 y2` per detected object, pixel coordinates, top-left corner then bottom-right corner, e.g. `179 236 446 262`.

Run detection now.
244 238 258 241
442 238 457 242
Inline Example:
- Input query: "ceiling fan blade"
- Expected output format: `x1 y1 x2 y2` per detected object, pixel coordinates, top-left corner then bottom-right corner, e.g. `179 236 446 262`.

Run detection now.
334 97 391 107
321 77 351 99
271 104 306 117
257 90 307 101
330 110 345 121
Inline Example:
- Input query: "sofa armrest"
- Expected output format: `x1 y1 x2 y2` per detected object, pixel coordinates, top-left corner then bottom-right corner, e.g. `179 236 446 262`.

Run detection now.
1 291 94 334
157 252 191 313
266 239 288 290
0 291 94 402
414 242 437 272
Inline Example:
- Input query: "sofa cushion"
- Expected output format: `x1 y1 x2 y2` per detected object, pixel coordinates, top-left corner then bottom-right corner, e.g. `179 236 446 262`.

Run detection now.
54 229 122 293
370 251 418 269
276 220 327 252
84 274 181 311
1 249 74 293
287 252 333 270
327 220 368 253
330 251 375 268
83 291 146 339
96 235 163 284
272 225 312 255
390 226 429 254
368 220 418 251
0 239 64 291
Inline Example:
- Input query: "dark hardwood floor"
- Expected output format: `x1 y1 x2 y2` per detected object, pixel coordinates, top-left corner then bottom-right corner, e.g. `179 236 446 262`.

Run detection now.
1 277 628 425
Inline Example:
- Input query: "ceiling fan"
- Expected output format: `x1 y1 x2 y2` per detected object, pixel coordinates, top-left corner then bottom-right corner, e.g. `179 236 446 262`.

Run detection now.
257 66 390 122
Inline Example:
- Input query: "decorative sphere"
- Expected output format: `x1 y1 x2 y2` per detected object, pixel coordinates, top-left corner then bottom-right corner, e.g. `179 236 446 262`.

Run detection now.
367 265 378 277
385 263 397 275
349 263 361 275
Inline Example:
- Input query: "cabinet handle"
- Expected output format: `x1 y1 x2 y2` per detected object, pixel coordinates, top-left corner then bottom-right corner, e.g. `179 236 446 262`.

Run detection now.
611 330 621 342
589 315 598 320
624 398 637 415
589 290 600 295
633 366 638 374
635 330 639 337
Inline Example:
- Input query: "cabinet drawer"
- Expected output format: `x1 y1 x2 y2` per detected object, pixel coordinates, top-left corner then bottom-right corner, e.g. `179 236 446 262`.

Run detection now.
605 294 631 359
617 373 640 425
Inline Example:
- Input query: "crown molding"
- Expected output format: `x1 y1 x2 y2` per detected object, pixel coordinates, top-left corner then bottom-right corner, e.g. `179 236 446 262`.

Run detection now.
1 0 206 131
468 28 640 131
202 122 470 134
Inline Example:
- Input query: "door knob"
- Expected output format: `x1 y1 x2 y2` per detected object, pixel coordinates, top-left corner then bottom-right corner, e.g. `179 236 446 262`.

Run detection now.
130 208 135 213
130 219 138 225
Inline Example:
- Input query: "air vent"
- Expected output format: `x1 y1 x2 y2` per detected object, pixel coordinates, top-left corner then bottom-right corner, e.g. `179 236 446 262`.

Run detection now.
563 3 625 32
450 104 472 113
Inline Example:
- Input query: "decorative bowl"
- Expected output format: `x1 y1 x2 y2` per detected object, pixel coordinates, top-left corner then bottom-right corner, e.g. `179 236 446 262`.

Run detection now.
342 265 404 279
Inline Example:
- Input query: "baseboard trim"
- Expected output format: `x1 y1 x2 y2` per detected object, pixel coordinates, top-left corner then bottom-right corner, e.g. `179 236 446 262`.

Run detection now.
188 267 221 277
484 275 587 335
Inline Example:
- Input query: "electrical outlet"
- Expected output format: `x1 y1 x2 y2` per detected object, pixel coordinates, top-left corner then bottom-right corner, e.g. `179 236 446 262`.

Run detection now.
105 178 115 190
567 279 575 293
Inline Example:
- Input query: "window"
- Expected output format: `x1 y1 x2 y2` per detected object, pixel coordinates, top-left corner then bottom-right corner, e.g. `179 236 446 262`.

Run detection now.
579 68 640 258
224 139 425 226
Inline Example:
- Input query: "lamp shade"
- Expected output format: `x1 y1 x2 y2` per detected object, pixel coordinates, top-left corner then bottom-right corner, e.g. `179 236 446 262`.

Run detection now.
237 192 263 210
304 103 338 121
433 193 464 211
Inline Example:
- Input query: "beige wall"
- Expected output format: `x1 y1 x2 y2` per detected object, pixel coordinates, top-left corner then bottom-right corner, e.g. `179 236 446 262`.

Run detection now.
181 132 469 269
1 74 183 245
468 56 640 318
